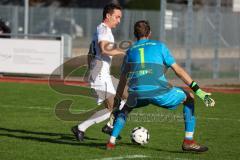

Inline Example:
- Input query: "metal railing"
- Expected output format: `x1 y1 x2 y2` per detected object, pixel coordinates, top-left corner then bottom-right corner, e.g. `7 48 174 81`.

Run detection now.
0 3 239 79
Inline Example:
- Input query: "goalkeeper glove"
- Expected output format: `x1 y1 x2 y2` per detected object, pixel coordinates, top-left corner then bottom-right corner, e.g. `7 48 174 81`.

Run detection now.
190 81 215 107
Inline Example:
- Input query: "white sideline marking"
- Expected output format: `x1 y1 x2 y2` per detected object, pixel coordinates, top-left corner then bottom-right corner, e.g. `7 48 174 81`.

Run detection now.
92 155 195 160
155 157 195 160
92 155 149 160
0 104 88 112
0 105 239 122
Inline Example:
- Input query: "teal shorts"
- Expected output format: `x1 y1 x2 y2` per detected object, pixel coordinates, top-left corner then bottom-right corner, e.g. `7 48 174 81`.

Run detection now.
128 87 187 110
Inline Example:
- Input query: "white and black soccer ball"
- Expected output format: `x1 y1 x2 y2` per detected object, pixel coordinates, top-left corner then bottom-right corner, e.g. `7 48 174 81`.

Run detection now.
131 126 150 145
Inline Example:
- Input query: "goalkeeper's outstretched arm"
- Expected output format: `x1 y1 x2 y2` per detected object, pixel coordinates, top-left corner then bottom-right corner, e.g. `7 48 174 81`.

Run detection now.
171 63 215 107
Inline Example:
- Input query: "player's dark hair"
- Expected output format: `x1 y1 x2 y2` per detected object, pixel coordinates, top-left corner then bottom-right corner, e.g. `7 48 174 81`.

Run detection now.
103 3 122 20
134 20 151 40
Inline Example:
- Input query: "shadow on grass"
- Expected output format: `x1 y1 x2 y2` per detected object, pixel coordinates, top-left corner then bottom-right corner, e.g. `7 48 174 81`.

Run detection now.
122 142 200 155
0 127 201 154
0 127 106 149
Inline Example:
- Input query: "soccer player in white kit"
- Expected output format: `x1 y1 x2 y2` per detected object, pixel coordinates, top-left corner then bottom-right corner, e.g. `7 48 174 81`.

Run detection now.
71 3 127 141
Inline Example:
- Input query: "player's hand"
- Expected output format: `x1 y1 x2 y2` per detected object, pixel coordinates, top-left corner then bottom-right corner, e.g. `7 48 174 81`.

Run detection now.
196 89 215 107
204 95 215 107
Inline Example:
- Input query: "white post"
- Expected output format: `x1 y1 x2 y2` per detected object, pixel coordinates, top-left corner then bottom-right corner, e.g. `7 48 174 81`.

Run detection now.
238 45 240 79
213 0 221 79
24 0 29 35
123 10 130 40
86 9 92 40
159 0 166 42
60 35 65 79
185 0 193 75
12 6 19 34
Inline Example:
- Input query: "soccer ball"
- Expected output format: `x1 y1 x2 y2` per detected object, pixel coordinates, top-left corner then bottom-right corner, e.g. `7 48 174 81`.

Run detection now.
131 126 150 145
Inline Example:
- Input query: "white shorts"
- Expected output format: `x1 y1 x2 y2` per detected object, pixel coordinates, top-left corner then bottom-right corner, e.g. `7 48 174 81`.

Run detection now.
90 75 119 105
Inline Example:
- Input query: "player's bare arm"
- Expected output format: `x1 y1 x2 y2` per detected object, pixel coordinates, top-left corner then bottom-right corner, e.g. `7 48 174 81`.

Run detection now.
171 63 215 107
171 63 193 86
99 40 125 56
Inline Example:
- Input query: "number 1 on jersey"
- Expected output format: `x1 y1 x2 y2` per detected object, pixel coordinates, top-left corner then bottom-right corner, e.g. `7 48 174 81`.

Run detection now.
138 48 145 68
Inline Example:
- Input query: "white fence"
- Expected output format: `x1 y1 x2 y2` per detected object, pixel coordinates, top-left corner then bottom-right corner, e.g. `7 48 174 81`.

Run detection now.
0 3 239 79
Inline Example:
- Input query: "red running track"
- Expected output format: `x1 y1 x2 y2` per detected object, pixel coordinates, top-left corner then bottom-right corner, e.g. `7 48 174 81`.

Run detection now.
0 76 239 94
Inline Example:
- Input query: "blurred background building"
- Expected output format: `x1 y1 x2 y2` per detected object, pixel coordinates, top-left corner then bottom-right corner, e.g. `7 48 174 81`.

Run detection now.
0 0 239 79
0 0 235 8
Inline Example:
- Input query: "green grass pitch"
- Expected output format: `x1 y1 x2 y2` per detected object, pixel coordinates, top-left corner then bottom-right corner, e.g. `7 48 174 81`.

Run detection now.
0 82 239 160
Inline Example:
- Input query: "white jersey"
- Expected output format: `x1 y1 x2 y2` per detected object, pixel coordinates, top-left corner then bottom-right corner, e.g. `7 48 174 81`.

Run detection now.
89 22 117 105
91 23 114 76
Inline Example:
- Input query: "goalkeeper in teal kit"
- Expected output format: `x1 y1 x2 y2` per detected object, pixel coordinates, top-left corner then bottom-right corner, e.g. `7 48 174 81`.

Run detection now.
106 20 215 152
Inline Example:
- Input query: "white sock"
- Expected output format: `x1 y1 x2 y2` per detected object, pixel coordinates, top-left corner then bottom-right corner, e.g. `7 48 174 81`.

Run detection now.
119 100 126 110
185 132 194 140
78 108 111 132
107 121 113 128
109 136 116 144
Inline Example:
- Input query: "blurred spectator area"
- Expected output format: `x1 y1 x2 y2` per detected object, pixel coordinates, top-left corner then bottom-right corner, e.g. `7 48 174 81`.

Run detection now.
0 0 239 79
0 0 234 8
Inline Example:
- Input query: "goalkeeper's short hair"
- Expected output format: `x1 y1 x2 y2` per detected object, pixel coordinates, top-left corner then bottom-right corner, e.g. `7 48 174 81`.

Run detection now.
134 20 151 40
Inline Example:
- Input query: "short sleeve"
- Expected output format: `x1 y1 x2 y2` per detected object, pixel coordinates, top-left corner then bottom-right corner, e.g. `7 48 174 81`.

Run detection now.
161 44 176 68
97 25 110 42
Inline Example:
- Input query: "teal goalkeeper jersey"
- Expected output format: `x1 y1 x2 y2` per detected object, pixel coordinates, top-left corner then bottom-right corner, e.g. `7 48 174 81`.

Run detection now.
122 39 176 96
